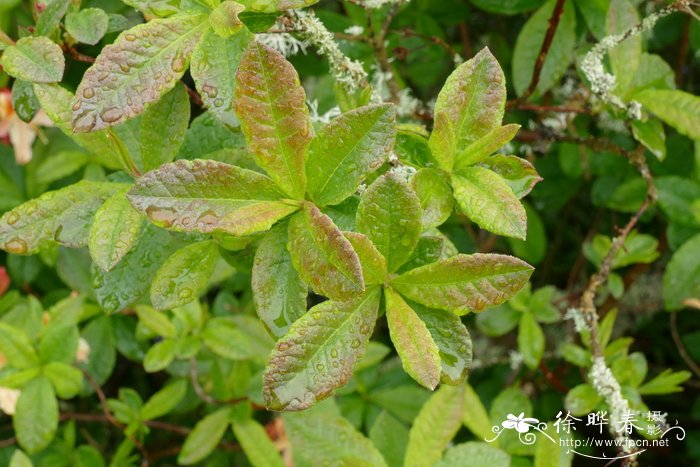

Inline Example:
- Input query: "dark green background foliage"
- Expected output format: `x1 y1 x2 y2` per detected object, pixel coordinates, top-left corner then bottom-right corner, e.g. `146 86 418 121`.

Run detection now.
0 0 699 465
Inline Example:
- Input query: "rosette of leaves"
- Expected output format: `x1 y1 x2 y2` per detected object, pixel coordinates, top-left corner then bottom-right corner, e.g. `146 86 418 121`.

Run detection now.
396 47 542 241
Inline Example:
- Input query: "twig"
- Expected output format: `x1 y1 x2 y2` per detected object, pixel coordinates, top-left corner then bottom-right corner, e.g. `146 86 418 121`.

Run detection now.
0 437 16 448
670 312 700 379
184 84 203 107
518 0 567 102
62 45 96 63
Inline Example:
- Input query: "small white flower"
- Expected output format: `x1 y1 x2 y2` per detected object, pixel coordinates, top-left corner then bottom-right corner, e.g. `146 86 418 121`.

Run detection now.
76 337 91 363
256 32 308 57
344 26 364 36
0 387 20 415
502 412 539 433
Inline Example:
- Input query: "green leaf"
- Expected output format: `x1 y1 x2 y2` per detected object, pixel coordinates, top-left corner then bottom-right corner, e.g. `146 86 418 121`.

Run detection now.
202 318 269 360
564 383 602 416
135 305 177 338
606 0 640 92
384 289 441 390
136 83 190 173
534 424 573 467
631 118 666 161
412 301 472 384
356 173 422 272
9 449 33 467
512 0 576 97
150 241 218 310
663 234 700 310
0 181 121 255
431 47 505 168
634 89 700 140
140 379 187 420
11 79 39 123
127 159 297 236
121 0 181 17
92 224 173 313
396 129 437 168
35 0 70 36
252 226 307 338
462 383 493 441
479 155 542 198
1 37 64 83
178 407 232 465
209 1 246 38
14 376 58 453
143 339 177 372
43 362 83 399
638 369 691 395
80 316 116 387
236 0 320 12
234 41 312 199
191 26 253 127
35 151 89 185
232 418 285 467
452 166 527 239
284 409 387 467
33 84 120 169
344 232 388 285
468 0 544 15
655 176 700 227
369 411 408 467
263 287 380 410
89 190 144 272
436 442 510 467
287 203 364 301
454 124 520 169
475 304 520 337
411 168 454 229
428 113 457 171
307 104 396 206
518 311 544 369
392 253 533 314
0 323 39 369
65 8 109 45
405 385 465 467
72 14 208 132
489 387 533 455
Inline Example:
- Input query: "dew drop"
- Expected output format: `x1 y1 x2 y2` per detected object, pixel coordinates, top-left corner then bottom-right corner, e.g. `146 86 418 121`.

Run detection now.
171 56 186 73
6 212 19 225
330 348 338 358
100 107 123 124
178 288 193 299
82 87 95 99
5 238 27 254
146 206 177 228
125 33 136 41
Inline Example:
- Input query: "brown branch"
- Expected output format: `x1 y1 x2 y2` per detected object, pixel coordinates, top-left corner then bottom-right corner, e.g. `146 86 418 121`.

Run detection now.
578 146 656 357
670 312 700 379
184 84 203 107
0 437 16 448
517 0 567 102
62 45 96 63
509 102 587 114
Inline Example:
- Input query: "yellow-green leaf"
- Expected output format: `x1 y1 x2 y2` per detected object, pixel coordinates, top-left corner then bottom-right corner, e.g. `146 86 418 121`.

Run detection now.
307 104 396 206
404 385 465 467
1 37 64 83
234 41 312 199
89 190 144 272
150 241 219 310
391 253 534 314
0 181 121 255
384 289 441 390
263 287 380 410
252 226 308 338
452 166 527 239
356 173 422 272
72 14 208 132
127 159 296 236
287 203 364 301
